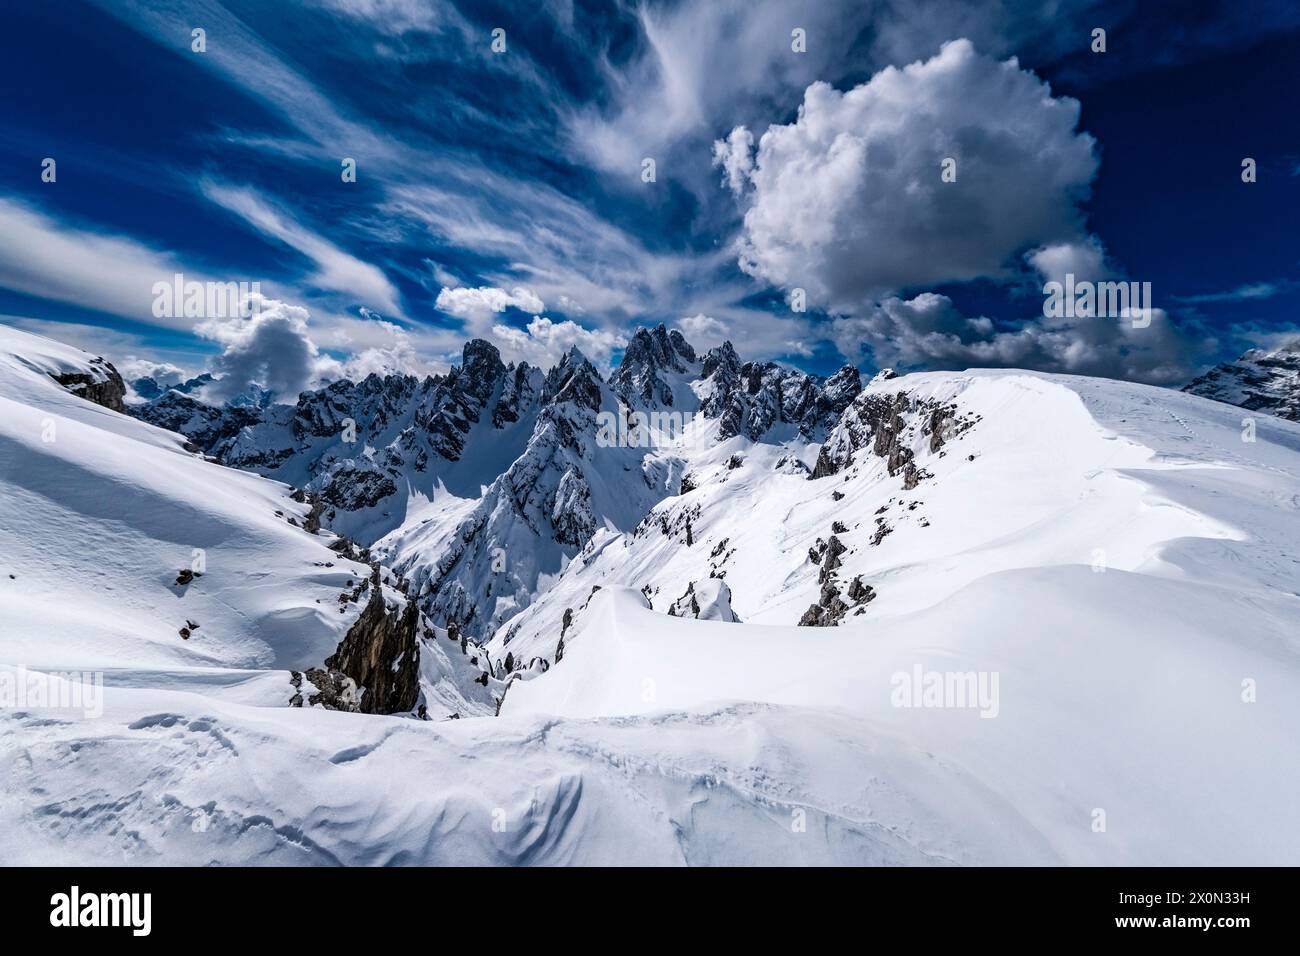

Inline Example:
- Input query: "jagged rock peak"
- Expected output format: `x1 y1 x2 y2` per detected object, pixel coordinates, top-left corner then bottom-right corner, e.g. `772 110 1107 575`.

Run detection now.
701 341 742 379
610 324 700 407
454 339 507 403
619 323 695 373
1183 339 1300 421
823 365 863 403
698 346 861 442
668 328 696 363
543 346 602 410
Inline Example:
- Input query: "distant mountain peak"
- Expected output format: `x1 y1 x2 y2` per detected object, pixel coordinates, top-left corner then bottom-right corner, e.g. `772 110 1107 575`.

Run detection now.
610 324 700 408
1183 340 1300 421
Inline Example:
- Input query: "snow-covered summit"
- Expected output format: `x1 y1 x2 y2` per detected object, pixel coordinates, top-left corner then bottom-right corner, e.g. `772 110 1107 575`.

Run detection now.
1184 338 1300 421
126 325 868 637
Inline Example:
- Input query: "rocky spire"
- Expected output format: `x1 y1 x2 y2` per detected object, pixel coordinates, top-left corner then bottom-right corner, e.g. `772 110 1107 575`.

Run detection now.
610 324 699 408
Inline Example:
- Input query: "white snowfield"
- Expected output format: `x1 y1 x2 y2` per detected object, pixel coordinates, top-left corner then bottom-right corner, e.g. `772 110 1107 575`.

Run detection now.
2 325 1298 865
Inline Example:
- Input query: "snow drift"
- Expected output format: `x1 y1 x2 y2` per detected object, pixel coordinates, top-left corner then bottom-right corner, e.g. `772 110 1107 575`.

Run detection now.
3 323 1299 865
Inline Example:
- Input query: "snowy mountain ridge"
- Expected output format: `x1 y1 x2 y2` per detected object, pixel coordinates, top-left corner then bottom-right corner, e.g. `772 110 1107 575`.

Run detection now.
1183 337 1300 421
128 324 866 641
3 322 1300 865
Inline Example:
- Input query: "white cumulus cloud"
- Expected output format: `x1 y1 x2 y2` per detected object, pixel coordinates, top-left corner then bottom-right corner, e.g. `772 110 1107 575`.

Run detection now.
722 39 1099 310
491 316 626 370
196 298 325 402
435 285 545 323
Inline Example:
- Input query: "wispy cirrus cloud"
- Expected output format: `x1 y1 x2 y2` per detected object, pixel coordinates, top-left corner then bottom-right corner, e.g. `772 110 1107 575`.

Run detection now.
17 0 1299 386
1173 282 1292 304
0 197 205 329
79 0 809 361
200 181 402 316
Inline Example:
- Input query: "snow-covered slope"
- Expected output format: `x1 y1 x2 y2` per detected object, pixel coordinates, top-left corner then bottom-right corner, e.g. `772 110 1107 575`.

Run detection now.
0 325 493 719
493 371 1300 864
4 323 1298 866
488 371 1234 668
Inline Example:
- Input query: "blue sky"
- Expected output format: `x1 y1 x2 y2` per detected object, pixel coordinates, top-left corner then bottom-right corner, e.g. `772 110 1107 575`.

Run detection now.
1 0 1298 396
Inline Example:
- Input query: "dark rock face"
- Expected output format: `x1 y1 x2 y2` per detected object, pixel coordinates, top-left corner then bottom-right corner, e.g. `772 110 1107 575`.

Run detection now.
493 362 540 427
315 462 398 511
698 344 861 443
543 347 604 412
799 579 848 627
459 339 507 403
926 406 951 453
322 566 421 714
846 575 875 605
133 391 263 450
812 391 905 479
817 535 847 583
800 567 876 628
701 341 742 390
1183 340 1300 421
291 667 363 711
551 467 597 547
52 357 127 412
610 324 697 407
816 365 864 424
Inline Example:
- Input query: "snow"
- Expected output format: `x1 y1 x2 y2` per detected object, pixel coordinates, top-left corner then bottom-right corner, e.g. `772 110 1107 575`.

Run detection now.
0 324 488 708
3 323 1299 865
667 577 738 621
491 369 1300 864
1183 337 1300 420
1 333 353 671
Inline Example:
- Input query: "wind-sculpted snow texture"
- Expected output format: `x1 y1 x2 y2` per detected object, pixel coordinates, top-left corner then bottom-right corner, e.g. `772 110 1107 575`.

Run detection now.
4 324 1300 865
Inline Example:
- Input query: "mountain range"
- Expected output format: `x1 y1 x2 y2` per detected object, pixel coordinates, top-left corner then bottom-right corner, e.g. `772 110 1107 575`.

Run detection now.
3 321 1299 865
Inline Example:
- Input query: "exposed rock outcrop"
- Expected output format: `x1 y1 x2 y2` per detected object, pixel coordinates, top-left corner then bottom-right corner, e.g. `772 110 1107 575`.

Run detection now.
319 565 421 714
667 578 739 622
52 357 127 412
698 345 861 442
